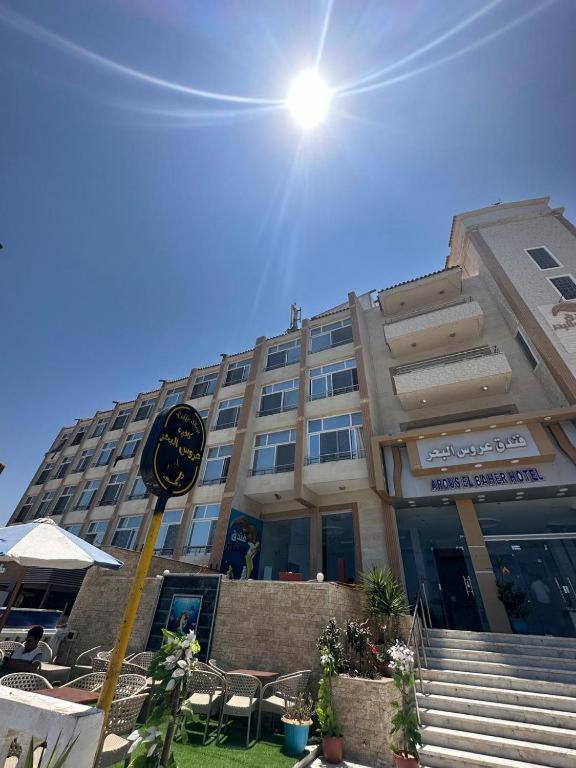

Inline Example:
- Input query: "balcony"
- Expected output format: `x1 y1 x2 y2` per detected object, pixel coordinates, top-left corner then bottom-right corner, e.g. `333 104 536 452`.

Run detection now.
379 266 463 316
392 345 512 410
384 298 484 357
245 466 295 502
303 450 369 494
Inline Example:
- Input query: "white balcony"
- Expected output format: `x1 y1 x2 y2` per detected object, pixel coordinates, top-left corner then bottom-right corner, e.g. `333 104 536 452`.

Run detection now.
392 346 512 410
303 454 369 495
384 298 484 357
379 267 463 316
244 468 295 503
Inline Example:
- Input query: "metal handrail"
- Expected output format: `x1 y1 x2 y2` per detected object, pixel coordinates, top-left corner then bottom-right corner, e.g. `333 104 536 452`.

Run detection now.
407 581 432 725
392 345 500 377
307 383 359 401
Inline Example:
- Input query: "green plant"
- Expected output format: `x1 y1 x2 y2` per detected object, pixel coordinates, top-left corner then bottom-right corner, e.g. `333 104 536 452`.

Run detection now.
497 581 530 619
316 648 341 738
23 734 78 768
283 693 315 724
345 619 378 679
317 618 345 673
388 641 421 760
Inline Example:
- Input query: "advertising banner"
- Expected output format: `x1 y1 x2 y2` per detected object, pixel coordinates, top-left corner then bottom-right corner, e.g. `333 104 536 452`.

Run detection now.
220 509 263 580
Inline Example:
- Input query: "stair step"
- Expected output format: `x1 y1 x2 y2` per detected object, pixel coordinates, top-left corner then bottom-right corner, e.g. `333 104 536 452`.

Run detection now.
420 725 576 767
427 628 576 649
422 667 576 697
419 708 576 748
426 646 576 670
426 656 576 684
427 636 576 660
419 744 552 768
417 692 576 727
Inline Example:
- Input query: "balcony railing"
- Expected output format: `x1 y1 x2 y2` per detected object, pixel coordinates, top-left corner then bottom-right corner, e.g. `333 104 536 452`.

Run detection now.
183 544 212 556
265 357 300 371
154 547 174 556
200 476 228 486
127 492 149 500
248 463 295 476
391 345 501 378
309 334 354 354
257 403 298 417
305 449 366 465
307 383 359 401
383 295 473 325
211 417 239 431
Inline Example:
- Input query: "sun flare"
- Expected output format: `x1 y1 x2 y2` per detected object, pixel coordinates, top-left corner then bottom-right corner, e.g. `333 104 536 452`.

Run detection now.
286 70 332 129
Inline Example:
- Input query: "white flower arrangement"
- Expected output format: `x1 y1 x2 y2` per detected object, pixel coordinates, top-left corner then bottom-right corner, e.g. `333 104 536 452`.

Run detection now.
387 640 414 673
127 726 163 758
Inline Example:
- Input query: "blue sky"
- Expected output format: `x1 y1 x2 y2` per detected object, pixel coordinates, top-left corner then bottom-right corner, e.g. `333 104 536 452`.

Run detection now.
1 0 575 522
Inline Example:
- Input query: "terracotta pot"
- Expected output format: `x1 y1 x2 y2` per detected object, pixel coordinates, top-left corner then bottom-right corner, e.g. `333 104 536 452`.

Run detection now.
394 753 419 767
322 735 344 764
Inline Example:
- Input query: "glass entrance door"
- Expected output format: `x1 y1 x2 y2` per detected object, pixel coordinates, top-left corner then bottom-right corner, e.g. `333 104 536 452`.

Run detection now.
487 538 576 637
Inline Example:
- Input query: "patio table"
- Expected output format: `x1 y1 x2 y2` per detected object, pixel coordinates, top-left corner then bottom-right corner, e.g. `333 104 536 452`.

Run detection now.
228 669 279 684
36 687 99 705
40 663 71 684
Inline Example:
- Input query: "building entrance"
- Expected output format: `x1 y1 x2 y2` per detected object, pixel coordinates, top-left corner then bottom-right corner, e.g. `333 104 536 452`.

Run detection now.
434 547 483 631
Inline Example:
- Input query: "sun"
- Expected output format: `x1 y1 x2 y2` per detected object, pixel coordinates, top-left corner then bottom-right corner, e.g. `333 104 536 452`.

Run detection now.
286 70 332 129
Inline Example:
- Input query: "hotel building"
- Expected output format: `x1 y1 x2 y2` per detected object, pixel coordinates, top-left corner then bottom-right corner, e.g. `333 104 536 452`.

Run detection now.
9 197 576 636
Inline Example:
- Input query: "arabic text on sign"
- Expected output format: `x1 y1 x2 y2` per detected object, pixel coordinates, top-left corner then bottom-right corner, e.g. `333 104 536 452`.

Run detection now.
426 434 528 463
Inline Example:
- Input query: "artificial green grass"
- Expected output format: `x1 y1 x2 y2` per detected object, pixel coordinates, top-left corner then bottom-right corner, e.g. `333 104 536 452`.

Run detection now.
115 717 307 767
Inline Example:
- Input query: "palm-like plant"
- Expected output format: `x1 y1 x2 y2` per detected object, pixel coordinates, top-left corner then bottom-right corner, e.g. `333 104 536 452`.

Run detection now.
360 567 407 646
23 734 78 768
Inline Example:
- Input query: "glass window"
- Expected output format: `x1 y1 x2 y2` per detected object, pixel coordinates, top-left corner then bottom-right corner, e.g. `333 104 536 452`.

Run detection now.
111 408 132 431
185 504 220 556
75 479 101 510
549 275 576 299
309 358 358 400
134 397 156 422
70 428 87 446
111 515 142 550
84 520 108 547
214 397 243 430
322 511 356 583
128 474 148 500
202 445 233 485
190 372 218 399
119 431 144 459
96 441 117 467
224 359 251 386
74 449 94 473
52 486 76 515
163 387 186 409
259 517 310 580
65 524 82 537
307 412 364 463
35 491 56 518
309 317 353 353
15 496 36 522
259 379 299 416
55 456 72 479
251 430 296 475
35 462 54 485
154 510 183 555
99 473 128 506
51 433 70 452
197 408 209 422
526 247 561 270
266 339 301 370
91 417 109 438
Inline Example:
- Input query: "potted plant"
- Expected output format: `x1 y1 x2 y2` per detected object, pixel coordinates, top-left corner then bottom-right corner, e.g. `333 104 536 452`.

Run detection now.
497 581 530 633
361 567 408 649
317 647 344 764
282 693 315 755
388 641 421 767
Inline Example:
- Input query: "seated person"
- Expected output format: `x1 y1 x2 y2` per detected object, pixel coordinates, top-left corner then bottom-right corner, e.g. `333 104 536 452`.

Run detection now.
3 625 44 672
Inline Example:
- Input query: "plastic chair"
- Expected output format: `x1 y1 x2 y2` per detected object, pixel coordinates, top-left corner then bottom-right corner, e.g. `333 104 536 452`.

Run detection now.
0 672 52 691
217 673 261 747
257 670 311 739
182 669 226 743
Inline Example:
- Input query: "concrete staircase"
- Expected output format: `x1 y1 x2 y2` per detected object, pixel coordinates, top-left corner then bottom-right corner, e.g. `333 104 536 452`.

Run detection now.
417 628 576 768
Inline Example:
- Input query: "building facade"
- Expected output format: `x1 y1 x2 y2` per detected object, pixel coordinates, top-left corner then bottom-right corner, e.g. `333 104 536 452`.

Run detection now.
9 197 576 635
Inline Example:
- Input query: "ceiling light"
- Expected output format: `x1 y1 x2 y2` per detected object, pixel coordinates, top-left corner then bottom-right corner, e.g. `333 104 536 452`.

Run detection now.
489 425 497 429
419 435 425 439
481 386 489 391
465 428 472 433
441 498 449 502
516 420 524 425
544 416 551 421
441 468 448 472
558 487 569 492
510 459 520 464
474 463 483 468
441 432 448 436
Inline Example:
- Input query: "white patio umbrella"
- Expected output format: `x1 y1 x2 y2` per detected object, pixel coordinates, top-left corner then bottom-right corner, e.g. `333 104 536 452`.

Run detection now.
0 518 123 631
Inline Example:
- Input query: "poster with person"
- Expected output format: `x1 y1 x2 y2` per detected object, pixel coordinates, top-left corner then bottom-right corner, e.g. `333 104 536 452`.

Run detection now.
220 508 263 580
165 594 202 635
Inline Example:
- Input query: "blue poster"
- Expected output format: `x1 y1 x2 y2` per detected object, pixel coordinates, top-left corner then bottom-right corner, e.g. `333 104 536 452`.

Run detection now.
220 508 263 580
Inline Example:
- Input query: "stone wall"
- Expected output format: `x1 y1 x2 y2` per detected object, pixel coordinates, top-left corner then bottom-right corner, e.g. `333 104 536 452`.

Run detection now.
332 675 397 767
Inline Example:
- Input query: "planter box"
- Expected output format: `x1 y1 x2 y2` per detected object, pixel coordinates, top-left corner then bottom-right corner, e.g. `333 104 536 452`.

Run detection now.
331 675 397 767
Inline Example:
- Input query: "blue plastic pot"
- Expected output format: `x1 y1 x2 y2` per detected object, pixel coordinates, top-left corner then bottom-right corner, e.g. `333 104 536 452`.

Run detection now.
282 718 312 755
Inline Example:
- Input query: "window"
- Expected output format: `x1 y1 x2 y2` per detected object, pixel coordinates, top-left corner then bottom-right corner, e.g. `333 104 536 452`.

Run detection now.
515 330 538 370
51 433 70 452
128 474 148 500
259 379 299 416
202 445 233 485
549 275 576 300
134 397 156 422
75 479 100 510
526 247 561 270
310 317 353 353
197 409 209 423
84 520 108 547
70 427 87 446
35 491 56 518
309 358 358 400
307 412 364 464
163 387 185 409
259 517 310 580
251 430 296 475
96 441 117 466
224 359 251 386
119 432 144 460
54 456 72 479
16 496 36 522
111 407 132 431
65 524 82 537
111 515 142 549
190 372 218 399
185 504 220 556
52 486 76 515
214 398 243 430
74 449 94 473
35 462 54 485
91 417 109 438
99 473 128 506
154 510 182 555
266 339 301 370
